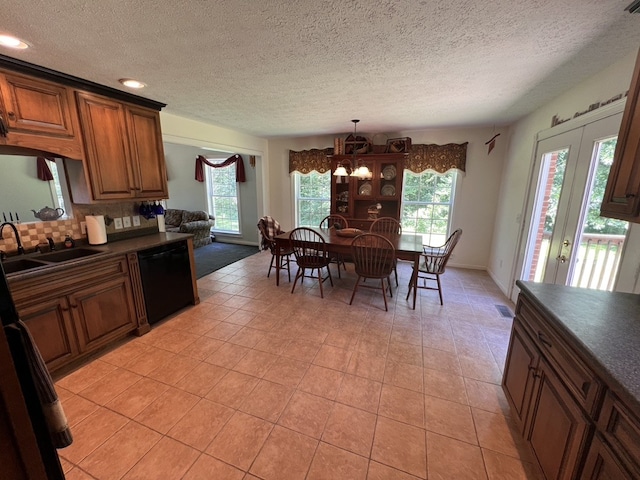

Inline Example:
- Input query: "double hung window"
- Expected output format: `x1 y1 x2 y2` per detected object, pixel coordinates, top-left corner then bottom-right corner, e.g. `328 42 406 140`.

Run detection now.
205 159 240 233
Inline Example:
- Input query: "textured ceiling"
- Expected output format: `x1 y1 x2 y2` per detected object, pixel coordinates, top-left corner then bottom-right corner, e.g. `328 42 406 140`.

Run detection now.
1 1 639 138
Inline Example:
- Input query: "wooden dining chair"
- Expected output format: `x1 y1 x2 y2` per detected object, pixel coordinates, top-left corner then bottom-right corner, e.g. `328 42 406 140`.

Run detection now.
406 228 462 307
319 214 349 277
370 217 402 235
350 233 396 311
369 217 401 286
257 216 294 281
289 227 334 298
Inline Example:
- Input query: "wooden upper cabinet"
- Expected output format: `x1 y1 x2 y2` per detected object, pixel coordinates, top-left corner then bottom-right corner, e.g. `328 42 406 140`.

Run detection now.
126 105 168 198
76 91 167 200
0 70 83 158
601 48 640 221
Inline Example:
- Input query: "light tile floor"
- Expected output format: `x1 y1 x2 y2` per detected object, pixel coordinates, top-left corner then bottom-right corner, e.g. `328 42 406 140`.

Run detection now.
55 252 543 479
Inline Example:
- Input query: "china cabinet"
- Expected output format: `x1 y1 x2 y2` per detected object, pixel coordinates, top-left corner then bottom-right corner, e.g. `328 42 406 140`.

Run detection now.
330 153 406 230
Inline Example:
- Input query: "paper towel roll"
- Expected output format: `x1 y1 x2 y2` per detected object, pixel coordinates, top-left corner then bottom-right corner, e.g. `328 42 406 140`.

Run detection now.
157 214 166 233
86 215 107 245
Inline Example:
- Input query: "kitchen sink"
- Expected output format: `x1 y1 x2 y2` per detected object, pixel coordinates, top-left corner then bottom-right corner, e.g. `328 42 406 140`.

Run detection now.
2 258 48 274
39 248 105 263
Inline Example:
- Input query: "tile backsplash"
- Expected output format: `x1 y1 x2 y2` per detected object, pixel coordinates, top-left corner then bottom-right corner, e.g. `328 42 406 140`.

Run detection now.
1 200 161 254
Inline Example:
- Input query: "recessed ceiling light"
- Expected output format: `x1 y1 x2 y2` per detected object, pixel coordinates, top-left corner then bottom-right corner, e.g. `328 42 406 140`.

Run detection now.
0 34 29 49
119 78 146 89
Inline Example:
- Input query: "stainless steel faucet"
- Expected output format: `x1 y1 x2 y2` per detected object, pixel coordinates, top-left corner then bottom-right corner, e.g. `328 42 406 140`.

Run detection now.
0 222 25 255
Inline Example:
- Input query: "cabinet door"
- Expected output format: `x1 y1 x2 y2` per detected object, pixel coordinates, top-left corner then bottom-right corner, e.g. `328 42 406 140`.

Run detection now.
126 105 168 198
582 434 636 480
600 48 640 220
0 72 77 137
526 357 591 480
70 276 137 352
19 297 78 372
76 92 136 200
502 319 539 431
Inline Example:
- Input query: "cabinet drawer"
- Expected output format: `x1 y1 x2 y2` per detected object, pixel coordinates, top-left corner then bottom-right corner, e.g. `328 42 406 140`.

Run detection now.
597 392 640 475
516 296 603 415
9 256 129 307
583 433 637 479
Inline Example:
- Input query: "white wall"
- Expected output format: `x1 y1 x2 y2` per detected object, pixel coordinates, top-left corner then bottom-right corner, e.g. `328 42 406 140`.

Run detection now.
160 113 267 245
488 49 639 297
163 143 208 212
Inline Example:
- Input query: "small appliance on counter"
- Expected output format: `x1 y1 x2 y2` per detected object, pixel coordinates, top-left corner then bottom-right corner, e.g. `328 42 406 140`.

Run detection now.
85 215 107 245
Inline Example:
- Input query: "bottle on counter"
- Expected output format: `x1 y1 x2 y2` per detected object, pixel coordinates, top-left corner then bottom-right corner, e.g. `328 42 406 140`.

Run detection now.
64 233 75 248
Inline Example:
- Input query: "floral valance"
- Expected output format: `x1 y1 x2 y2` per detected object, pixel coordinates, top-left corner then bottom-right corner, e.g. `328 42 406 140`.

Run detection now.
289 148 333 174
289 143 467 175
406 143 468 174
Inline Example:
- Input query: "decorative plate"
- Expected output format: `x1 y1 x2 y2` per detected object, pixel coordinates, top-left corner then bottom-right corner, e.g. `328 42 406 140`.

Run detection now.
382 165 396 180
381 184 396 196
358 182 372 196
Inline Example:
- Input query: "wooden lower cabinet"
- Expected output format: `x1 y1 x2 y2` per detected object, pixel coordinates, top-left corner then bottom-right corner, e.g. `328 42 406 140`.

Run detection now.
502 320 539 430
19 297 78 372
504 292 640 480
504 317 591 479
69 276 136 353
526 357 591 480
11 256 138 373
582 434 635 479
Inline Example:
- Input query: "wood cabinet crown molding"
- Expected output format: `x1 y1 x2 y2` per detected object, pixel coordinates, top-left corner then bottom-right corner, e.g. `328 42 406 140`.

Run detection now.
0 53 165 111
0 55 169 202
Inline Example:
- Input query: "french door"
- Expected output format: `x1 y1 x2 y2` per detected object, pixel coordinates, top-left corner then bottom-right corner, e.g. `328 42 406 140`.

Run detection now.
522 112 629 289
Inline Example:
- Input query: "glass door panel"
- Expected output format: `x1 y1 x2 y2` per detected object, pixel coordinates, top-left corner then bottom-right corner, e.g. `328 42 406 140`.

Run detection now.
522 112 627 290
523 128 582 284
568 136 629 290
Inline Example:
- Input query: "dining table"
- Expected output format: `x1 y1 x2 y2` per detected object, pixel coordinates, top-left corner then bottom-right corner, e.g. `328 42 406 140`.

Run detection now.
274 227 425 309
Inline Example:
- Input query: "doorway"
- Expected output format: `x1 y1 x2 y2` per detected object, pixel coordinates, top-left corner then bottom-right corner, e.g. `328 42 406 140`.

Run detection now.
521 112 629 290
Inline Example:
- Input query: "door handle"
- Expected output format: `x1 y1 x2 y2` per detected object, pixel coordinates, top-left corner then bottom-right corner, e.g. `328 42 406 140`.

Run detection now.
557 255 567 263
563 240 570 247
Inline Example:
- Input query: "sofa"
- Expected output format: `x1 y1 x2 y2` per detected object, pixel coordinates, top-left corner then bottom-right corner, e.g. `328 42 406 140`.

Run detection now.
164 209 215 248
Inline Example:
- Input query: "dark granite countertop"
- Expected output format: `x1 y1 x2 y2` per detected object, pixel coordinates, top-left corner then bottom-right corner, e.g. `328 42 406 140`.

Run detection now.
516 280 640 413
4 232 193 281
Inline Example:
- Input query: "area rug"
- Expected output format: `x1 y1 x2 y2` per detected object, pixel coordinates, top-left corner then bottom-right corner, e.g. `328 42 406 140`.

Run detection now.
194 241 258 279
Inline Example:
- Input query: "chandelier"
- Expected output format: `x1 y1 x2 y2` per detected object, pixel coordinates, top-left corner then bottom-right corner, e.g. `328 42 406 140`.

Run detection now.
333 119 371 178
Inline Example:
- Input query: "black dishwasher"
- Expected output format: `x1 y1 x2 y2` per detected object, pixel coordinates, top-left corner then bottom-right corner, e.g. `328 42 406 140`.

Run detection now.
138 241 193 325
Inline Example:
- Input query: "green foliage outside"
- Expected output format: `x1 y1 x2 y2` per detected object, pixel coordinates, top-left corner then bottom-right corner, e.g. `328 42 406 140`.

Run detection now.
401 171 454 241
545 139 627 235
209 166 239 233
297 172 330 226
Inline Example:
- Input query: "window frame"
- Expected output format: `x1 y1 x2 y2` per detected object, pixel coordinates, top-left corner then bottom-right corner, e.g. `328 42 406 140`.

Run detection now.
204 159 242 234
292 170 331 227
400 169 459 246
